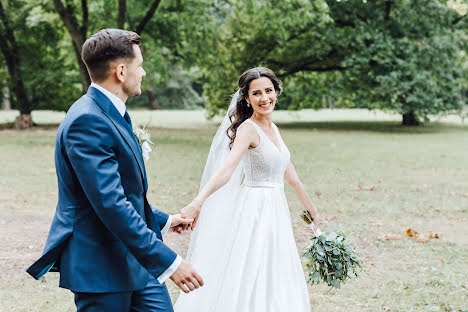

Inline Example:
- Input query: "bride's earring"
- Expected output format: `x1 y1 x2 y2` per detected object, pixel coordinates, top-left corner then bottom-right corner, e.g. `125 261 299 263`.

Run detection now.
247 102 251 107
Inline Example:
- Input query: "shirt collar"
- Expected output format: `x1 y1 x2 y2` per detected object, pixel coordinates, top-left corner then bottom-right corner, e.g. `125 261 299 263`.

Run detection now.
90 82 126 117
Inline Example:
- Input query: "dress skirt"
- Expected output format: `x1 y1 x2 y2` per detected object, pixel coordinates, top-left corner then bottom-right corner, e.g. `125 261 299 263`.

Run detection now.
174 184 311 312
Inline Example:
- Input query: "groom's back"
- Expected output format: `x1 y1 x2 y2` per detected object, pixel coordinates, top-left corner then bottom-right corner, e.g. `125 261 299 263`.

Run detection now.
43 92 151 292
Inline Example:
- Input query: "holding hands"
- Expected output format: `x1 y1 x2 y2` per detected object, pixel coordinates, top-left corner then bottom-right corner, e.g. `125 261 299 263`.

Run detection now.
169 214 193 234
181 198 203 230
170 198 203 233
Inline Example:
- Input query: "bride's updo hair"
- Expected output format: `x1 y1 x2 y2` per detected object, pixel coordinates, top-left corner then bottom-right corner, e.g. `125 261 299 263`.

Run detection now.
227 67 282 148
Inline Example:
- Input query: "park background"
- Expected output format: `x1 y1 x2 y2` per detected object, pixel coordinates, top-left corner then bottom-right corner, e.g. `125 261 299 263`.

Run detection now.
0 0 467 311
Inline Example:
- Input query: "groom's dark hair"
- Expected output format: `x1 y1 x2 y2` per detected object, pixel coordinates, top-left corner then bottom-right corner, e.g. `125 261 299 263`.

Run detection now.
81 29 141 82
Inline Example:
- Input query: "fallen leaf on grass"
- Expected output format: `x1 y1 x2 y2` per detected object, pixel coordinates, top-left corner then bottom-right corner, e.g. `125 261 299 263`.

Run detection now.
427 230 440 239
425 205 441 212
439 255 444 263
315 191 322 197
404 228 441 243
356 184 377 191
405 228 418 237
376 233 402 240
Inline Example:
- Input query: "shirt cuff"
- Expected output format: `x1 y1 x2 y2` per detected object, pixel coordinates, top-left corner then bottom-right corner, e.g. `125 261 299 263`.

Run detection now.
157 255 182 284
161 215 172 236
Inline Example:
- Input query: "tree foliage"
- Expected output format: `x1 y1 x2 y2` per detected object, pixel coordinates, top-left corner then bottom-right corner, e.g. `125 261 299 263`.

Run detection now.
1 0 466 127
199 0 466 125
0 0 81 123
326 0 465 125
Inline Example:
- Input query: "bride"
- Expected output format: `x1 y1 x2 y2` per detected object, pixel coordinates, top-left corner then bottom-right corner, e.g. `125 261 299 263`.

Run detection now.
174 67 319 311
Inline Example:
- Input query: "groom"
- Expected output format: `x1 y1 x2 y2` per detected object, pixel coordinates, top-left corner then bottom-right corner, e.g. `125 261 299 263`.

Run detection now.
27 29 203 311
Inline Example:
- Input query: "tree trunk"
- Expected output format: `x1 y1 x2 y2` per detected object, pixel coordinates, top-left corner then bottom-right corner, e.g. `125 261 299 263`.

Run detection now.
53 0 90 93
12 76 31 113
136 0 162 34
15 114 33 129
72 41 91 93
11 72 33 129
118 0 126 29
0 1 33 128
402 111 419 126
2 80 10 110
146 90 159 109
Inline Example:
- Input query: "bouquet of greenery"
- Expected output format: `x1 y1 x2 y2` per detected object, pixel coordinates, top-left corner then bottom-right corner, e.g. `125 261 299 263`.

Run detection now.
300 211 363 289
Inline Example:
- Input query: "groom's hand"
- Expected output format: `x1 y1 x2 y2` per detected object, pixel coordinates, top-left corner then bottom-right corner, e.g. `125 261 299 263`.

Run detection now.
170 214 193 234
170 259 204 293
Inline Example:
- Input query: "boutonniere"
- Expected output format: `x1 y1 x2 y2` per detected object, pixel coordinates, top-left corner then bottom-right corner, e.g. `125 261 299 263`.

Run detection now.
133 125 154 161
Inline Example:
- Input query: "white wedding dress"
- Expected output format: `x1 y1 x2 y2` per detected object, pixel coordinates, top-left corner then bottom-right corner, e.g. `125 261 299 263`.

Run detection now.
174 119 311 312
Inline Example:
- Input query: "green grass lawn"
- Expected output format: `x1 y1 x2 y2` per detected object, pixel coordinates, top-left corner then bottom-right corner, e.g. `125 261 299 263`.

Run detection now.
0 110 467 311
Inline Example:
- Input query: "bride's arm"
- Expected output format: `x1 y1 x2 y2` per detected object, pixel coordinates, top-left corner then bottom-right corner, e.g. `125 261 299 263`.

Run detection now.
284 162 320 232
181 123 258 229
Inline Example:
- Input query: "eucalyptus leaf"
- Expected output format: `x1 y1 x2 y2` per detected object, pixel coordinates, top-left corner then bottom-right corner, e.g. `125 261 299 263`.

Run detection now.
316 245 325 256
326 232 337 241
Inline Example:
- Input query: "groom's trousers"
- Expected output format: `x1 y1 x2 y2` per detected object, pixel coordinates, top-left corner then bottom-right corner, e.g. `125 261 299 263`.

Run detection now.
73 274 173 312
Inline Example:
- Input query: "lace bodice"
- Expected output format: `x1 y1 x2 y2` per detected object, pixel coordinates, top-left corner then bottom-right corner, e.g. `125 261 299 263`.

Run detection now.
240 119 290 187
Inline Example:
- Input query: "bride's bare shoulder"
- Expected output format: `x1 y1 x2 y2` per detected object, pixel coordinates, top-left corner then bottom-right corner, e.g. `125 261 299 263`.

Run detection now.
237 120 260 147
238 120 255 132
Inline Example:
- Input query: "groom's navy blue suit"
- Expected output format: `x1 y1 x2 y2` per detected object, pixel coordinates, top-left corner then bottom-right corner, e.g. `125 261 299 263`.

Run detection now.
27 87 176 311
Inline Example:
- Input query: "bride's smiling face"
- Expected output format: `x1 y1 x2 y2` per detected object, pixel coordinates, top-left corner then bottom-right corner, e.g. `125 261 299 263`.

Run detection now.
246 77 277 116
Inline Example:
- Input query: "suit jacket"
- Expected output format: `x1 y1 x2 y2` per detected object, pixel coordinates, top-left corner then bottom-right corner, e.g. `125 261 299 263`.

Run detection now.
27 87 177 293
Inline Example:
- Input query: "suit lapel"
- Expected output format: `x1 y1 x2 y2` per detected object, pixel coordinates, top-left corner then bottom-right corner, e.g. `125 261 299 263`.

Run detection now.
86 87 148 191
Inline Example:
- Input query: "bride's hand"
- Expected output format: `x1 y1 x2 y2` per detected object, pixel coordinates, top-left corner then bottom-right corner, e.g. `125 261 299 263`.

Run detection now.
181 199 203 230
308 208 319 235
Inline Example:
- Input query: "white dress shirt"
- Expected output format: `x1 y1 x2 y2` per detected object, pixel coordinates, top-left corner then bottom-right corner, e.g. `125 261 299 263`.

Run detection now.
90 82 181 283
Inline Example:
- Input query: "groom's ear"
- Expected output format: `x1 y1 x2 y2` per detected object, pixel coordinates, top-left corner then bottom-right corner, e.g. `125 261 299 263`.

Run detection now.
115 63 126 83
